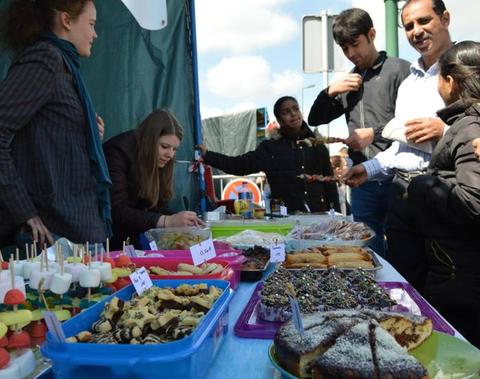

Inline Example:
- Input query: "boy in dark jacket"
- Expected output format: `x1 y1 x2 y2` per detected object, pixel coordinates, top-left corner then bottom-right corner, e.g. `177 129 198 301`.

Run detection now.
308 8 410 256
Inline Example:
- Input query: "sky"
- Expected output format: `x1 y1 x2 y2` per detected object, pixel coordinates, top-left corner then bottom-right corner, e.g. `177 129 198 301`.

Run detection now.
194 0 480 151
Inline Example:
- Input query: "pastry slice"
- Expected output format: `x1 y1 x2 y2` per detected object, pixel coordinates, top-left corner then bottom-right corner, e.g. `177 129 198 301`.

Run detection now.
312 321 376 379
372 324 429 378
363 310 433 350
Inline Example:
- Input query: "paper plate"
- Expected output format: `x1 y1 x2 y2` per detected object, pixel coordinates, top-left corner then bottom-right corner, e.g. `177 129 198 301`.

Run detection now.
382 117 433 154
269 332 480 379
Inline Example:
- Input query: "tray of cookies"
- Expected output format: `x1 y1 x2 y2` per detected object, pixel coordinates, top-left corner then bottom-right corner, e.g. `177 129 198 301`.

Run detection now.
128 257 239 289
41 279 233 379
284 245 382 271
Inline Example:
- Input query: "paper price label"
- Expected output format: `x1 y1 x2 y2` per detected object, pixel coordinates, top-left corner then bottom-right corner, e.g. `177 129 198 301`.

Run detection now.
125 244 136 257
280 206 288 216
270 243 285 263
190 238 216 266
43 311 66 344
149 240 158 251
129 266 153 296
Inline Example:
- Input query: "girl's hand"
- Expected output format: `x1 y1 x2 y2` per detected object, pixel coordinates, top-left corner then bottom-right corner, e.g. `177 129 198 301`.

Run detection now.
96 114 105 140
164 211 206 228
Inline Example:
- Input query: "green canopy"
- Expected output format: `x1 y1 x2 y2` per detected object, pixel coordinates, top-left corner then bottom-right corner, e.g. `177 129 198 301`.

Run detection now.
0 0 199 212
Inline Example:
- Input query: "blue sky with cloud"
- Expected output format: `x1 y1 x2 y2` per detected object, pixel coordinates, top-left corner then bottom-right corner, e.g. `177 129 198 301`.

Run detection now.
195 0 479 149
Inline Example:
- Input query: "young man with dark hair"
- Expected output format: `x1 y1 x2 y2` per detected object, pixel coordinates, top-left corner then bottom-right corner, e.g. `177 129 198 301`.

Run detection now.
344 0 453 293
308 8 410 257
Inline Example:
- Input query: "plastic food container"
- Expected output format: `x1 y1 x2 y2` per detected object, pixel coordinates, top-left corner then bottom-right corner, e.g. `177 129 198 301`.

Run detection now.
110 249 244 290
41 279 233 379
241 260 270 282
128 257 237 288
144 226 212 250
208 221 293 238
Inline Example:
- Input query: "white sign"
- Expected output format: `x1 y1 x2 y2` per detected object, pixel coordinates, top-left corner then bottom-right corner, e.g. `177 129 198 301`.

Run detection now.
129 267 153 296
190 238 216 266
121 0 168 31
270 243 286 263
125 245 136 257
149 240 158 251
280 206 288 216
43 311 66 344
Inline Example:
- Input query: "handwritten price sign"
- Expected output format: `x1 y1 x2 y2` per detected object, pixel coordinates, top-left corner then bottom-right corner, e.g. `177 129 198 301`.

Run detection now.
190 238 216 266
270 243 286 263
129 267 153 295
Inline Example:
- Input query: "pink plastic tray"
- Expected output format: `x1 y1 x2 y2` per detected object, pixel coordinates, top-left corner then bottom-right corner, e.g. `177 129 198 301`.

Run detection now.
234 281 455 339
110 247 244 290
124 255 242 289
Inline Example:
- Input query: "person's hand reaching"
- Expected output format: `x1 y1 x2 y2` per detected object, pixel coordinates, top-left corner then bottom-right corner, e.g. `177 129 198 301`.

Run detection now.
342 164 368 188
26 216 54 247
157 211 206 228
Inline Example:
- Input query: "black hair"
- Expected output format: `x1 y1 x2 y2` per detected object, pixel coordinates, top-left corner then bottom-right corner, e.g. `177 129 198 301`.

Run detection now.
0 0 94 53
401 0 447 22
273 96 298 119
332 8 373 46
438 41 480 107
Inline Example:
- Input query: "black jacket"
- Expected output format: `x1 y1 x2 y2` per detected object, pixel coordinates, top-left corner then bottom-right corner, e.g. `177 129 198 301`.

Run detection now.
408 101 480 239
308 52 410 164
103 131 173 249
204 122 340 213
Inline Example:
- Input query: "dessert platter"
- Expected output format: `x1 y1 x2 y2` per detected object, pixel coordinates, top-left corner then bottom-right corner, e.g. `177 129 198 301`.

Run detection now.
269 315 480 378
41 279 233 379
284 246 382 271
286 219 375 249
270 309 433 378
239 246 270 282
234 267 454 339
66 283 223 345
144 227 212 250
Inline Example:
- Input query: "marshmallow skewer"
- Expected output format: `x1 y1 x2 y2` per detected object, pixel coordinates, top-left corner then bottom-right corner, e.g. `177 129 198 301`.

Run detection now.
50 246 72 296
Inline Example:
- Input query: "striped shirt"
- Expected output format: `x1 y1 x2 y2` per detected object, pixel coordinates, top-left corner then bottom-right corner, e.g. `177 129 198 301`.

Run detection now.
0 41 106 243
362 58 446 178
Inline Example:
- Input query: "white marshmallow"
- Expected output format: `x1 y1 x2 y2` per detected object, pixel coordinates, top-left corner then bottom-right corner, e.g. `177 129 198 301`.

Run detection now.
28 269 55 290
11 349 35 378
96 262 112 281
13 262 25 277
22 262 40 280
89 261 102 270
0 361 20 379
64 263 86 283
79 268 101 288
49 273 73 295
0 277 26 304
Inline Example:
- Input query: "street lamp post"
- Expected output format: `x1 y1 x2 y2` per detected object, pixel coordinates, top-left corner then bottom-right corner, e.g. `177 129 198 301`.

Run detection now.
301 84 316 116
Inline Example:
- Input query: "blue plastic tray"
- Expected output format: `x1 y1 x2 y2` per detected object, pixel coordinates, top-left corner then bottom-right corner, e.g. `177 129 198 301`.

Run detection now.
41 279 232 379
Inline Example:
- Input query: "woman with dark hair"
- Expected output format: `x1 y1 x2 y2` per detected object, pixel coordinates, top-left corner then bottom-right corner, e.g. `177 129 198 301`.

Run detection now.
407 41 480 347
200 96 340 213
0 0 111 248
104 109 203 249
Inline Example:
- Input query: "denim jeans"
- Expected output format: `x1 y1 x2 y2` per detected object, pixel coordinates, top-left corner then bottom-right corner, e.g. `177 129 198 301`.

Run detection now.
350 179 392 257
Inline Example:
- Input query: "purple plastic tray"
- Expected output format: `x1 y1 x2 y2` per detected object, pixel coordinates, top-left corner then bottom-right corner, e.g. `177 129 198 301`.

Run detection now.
233 281 455 339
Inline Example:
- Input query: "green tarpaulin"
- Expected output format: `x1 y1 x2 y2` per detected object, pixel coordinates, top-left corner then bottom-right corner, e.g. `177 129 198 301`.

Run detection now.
0 0 199 212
